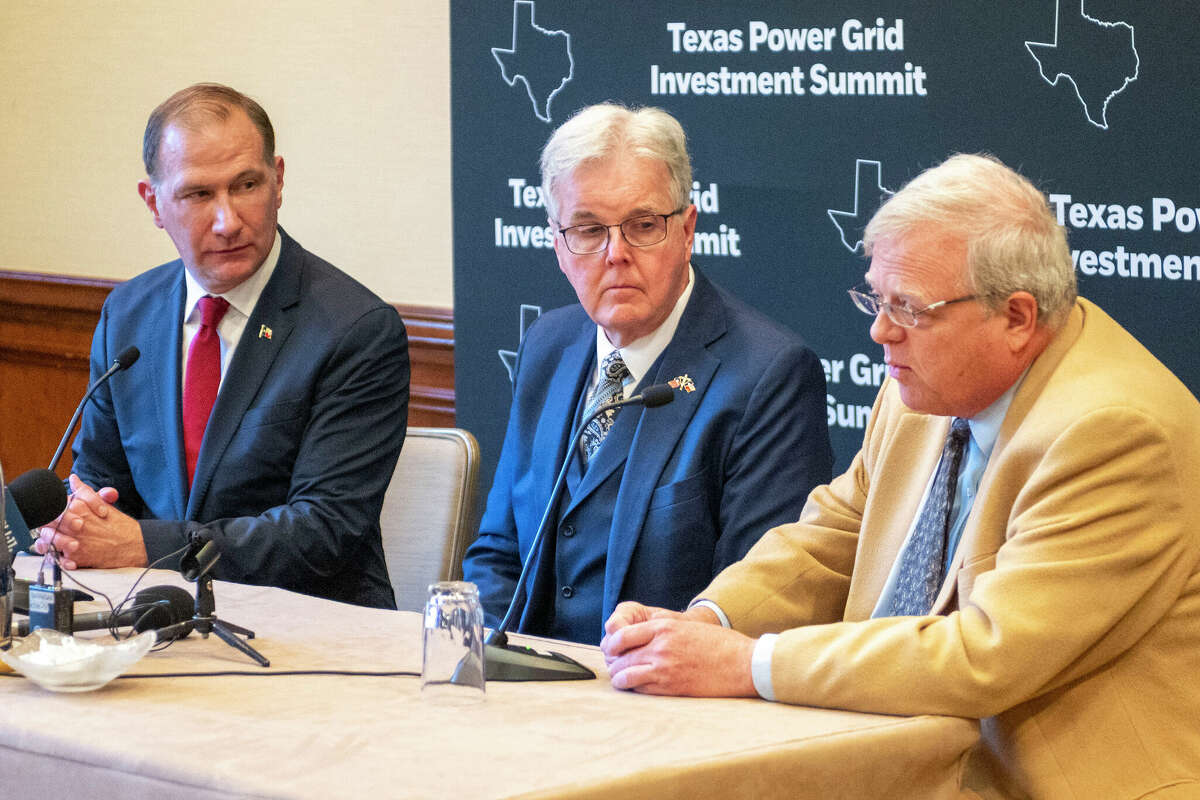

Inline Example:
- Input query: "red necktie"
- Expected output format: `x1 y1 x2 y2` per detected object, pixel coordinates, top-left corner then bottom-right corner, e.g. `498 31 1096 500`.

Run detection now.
183 295 230 487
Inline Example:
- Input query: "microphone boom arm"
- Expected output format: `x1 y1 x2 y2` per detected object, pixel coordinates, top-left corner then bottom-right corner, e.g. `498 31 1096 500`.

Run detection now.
482 384 675 681
48 347 140 473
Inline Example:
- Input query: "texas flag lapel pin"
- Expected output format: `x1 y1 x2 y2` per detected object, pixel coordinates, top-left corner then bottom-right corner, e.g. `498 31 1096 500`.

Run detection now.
258 325 273 340
668 374 696 393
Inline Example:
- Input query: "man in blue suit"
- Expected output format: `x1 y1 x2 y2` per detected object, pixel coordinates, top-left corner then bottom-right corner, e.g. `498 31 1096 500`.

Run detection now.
33 84 408 609
462 104 832 645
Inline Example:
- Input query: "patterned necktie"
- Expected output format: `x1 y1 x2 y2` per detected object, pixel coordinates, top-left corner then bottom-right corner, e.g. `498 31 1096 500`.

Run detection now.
182 295 230 487
885 417 972 616
579 350 631 461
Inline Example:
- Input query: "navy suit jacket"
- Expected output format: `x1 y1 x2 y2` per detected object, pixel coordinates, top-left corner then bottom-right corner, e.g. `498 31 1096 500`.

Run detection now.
463 270 833 644
72 229 409 608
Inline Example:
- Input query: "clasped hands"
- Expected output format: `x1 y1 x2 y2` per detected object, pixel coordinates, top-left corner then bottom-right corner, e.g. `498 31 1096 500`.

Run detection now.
599 601 758 697
32 474 148 569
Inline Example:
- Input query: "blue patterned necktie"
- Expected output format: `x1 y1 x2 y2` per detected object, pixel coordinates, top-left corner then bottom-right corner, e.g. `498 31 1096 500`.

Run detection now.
579 350 630 461
885 418 972 616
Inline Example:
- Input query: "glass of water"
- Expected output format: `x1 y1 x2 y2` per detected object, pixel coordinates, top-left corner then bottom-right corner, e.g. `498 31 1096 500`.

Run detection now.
421 581 485 703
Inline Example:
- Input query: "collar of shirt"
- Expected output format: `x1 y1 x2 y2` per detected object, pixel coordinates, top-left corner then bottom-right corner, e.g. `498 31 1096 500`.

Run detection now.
868 365 1031 619
181 230 282 387
940 367 1029 574
591 264 696 391
963 363 1029 458
183 231 281 323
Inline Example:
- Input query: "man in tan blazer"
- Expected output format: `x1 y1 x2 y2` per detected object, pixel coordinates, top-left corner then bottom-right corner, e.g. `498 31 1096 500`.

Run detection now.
601 153 1200 799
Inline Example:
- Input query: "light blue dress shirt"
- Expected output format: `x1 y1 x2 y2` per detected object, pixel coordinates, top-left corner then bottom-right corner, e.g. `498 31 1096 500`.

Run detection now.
730 377 1024 701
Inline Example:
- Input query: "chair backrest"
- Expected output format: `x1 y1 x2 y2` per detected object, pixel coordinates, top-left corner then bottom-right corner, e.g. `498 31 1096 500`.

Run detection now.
379 427 482 612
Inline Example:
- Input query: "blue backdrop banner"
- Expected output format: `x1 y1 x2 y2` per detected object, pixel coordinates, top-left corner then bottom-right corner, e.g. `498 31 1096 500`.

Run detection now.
452 0 1200 485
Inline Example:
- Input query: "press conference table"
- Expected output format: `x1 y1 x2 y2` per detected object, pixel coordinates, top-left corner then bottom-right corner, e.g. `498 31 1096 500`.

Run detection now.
1 558 979 799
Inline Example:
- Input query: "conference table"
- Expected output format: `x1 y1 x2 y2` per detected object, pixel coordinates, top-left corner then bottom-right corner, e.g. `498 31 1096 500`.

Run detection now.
1 557 979 799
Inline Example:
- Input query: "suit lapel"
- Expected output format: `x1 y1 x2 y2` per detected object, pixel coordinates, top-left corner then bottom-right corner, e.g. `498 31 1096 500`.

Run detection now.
565 389 639 509
148 268 189 520
516 325 594 632
186 231 301 519
597 272 726 616
541 328 595 501
935 301 1086 608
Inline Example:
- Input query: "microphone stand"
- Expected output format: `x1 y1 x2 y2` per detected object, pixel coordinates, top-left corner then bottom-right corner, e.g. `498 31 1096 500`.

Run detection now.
482 384 675 681
155 534 270 667
49 346 141 472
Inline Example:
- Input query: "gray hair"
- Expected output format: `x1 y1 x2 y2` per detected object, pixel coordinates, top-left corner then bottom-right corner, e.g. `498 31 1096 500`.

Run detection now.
540 103 692 222
864 153 1076 327
143 83 275 185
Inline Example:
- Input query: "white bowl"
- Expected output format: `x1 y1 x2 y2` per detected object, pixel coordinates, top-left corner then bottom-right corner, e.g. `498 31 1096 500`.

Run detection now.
1 628 155 692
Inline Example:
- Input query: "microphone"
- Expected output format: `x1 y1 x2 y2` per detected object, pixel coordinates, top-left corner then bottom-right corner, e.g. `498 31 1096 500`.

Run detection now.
3 467 70 559
3 467 87 642
482 383 676 681
16 584 194 639
48 345 141 473
635 383 675 408
7 468 70 530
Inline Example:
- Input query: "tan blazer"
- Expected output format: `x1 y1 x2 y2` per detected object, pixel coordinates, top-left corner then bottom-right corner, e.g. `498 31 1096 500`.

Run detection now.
702 299 1200 799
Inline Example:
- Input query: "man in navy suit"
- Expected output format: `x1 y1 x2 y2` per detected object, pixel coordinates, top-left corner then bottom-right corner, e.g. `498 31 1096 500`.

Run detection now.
33 84 408 609
462 104 832 645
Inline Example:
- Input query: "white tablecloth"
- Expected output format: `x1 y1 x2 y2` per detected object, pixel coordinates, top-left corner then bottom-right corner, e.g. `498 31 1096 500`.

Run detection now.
1 557 979 799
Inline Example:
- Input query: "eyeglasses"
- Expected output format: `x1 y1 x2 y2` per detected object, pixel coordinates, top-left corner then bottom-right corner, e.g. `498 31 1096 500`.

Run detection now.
848 284 978 328
557 207 686 255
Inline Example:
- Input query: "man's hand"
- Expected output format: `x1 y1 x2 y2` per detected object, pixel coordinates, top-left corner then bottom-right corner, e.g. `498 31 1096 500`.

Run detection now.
604 601 687 636
603 601 720 660
601 602 758 697
33 475 148 569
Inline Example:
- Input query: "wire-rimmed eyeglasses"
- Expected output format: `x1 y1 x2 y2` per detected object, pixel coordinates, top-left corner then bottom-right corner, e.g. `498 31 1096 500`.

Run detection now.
848 284 978 328
557 207 686 255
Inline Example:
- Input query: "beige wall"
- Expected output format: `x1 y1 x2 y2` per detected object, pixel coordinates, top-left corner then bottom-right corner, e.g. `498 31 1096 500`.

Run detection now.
0 1 453 308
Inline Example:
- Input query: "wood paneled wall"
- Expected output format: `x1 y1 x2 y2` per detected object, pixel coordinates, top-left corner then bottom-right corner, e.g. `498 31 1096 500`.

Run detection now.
0 270 454 479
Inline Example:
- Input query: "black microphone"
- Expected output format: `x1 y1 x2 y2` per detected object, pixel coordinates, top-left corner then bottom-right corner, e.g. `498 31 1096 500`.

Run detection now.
16 584 194 639
4 470 87 631
7 468 70 530
482 383 676 681
48 345 141 472
3 467 71 564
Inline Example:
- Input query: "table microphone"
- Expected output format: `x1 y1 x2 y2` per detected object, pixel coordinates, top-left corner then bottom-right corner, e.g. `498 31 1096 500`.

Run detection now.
3 466 70 569
16 584 194 639
2 468 73 646
5 468 70 535
481 382 675 681
49 345 140 472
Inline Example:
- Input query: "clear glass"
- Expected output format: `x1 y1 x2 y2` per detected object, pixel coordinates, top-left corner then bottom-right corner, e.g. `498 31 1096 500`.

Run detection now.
421 581 485 703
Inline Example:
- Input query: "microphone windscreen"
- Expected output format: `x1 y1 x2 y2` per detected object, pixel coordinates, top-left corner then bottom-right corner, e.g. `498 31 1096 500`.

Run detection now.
132 584 194 639
640 384 676 408
8 468 68 529
114 346 141 370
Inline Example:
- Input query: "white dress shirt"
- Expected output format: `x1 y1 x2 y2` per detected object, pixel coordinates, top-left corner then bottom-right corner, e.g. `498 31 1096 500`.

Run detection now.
699 372 1028 701
180 232 281 391
583 264 696 403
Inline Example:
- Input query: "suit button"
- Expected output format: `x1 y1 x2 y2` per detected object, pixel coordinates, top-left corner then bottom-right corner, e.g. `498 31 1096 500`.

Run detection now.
561 525 575 538
561 586 574 598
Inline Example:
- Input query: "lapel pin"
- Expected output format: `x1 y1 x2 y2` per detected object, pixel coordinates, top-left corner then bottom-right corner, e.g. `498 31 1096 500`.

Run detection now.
668 374 696 393
258 325 273 340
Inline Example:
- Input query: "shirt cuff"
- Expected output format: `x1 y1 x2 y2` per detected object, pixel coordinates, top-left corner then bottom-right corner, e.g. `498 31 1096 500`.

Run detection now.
689 599 730 628
690 600 773 700
751 633 778 701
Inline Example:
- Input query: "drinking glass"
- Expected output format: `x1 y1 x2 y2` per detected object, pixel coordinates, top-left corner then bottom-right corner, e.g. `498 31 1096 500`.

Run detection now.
421 581 485 703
